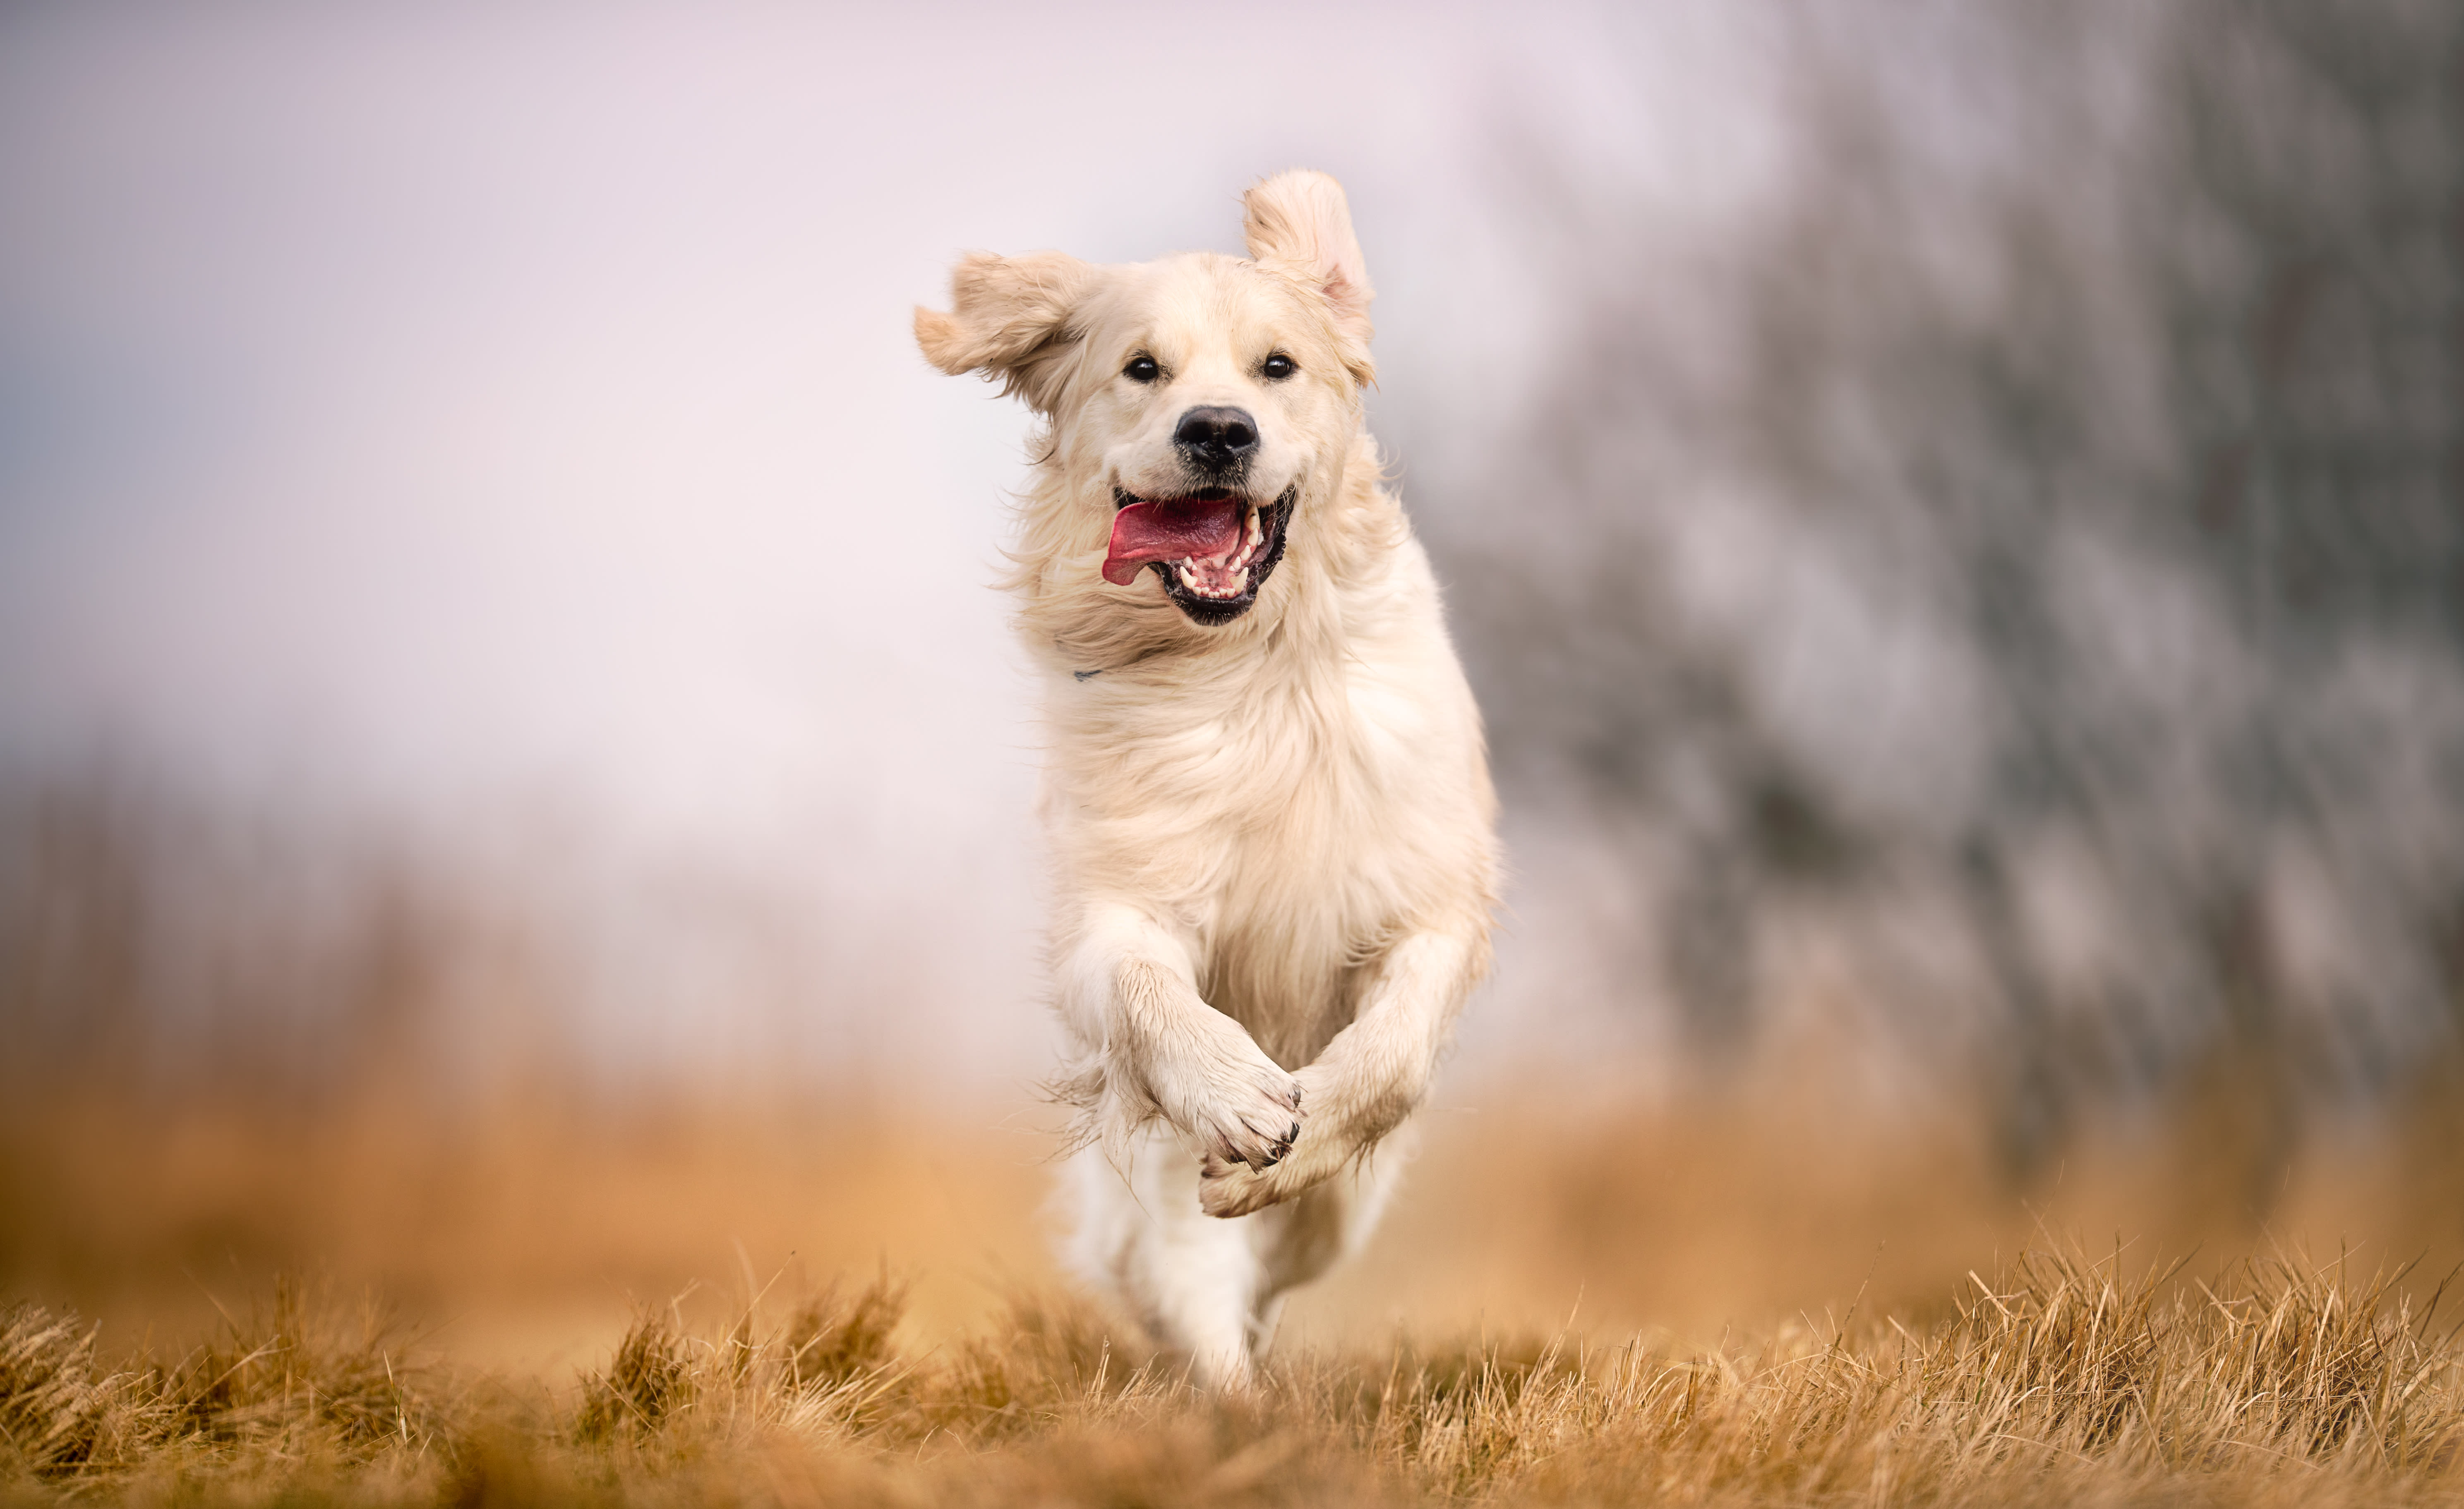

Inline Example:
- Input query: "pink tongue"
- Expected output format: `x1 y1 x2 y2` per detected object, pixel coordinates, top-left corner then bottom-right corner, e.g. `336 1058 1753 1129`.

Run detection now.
1102 498 1243 587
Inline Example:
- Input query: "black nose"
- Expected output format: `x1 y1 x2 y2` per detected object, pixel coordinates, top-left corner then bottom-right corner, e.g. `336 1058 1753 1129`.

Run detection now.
1173 406 1259 470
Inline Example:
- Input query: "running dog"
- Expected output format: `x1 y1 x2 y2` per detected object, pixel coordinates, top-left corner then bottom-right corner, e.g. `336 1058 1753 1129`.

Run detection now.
915 170 1499 1385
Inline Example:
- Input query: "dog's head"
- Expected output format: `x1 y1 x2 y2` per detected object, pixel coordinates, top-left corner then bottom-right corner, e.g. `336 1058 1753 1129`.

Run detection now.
915 171 1375 628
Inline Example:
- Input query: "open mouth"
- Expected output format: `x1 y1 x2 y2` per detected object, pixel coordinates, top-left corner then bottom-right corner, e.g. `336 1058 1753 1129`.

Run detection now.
1103 485 1294 623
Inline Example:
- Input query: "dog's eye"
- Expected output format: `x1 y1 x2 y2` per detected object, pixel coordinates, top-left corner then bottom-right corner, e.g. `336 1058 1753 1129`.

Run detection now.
1261 353 1298 381
1123 354 1160 384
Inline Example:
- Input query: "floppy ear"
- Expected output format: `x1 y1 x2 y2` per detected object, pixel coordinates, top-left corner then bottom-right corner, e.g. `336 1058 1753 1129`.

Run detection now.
1242 170 1375 386
913 250 1097 414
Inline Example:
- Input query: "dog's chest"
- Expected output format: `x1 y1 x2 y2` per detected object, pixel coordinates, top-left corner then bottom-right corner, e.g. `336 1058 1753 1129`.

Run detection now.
1055 633 1454 1048
1070 647 1434 866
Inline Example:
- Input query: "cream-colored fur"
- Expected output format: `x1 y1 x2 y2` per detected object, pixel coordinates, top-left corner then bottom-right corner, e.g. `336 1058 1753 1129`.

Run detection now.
916 171 1499 1386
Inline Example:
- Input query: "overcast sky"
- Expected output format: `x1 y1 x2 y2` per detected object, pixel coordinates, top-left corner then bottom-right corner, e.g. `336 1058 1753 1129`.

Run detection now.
0 2 1793 1079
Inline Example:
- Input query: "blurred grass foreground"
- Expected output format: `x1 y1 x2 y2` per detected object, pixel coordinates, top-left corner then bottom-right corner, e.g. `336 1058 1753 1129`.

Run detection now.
7 1245 2464 1505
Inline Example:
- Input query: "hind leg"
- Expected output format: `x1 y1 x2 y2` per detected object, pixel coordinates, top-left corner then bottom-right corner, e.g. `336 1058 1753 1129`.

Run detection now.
1245 1119 1417 1361
1062 1129 1263 1387
1062 1121 1418 1384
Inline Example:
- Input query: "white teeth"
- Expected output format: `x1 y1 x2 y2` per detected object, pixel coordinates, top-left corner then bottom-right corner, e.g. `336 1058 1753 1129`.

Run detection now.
1170 515 1270 599
1216 511 1260 572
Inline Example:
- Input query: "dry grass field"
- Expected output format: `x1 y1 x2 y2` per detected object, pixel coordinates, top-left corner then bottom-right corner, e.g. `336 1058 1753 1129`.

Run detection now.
7 1233 2464 1506
6 1066 2464 1506
10 781 2464 1502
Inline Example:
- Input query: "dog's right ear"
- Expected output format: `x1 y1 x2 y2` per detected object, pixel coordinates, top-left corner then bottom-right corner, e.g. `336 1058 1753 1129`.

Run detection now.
914 251 1097 414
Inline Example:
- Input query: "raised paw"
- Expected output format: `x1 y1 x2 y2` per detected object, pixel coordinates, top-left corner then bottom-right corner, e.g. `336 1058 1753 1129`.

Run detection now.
1137 1026 1300 1176
1197 1063 1358 1217
1197 1136 1325 1217
1245 1112 1303 1169
1197 1152 1276 1217
1195 1074 1304 1172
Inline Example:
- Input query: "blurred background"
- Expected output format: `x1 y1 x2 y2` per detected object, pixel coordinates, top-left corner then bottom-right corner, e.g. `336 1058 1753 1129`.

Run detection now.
2 0 2459 1368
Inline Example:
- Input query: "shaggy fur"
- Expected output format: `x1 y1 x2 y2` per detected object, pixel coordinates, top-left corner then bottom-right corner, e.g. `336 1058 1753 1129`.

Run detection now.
916 171 1499 1385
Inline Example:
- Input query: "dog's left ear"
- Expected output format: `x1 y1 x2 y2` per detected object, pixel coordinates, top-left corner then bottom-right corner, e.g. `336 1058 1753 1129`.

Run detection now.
1243 170 1376 387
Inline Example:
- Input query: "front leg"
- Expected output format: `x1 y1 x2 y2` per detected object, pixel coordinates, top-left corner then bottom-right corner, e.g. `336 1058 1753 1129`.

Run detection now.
1201 929 1483 1218
1056 903 1305 1172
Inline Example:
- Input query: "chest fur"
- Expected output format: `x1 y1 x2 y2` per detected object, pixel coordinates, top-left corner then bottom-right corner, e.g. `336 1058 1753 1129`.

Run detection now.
1048 638 1455 1061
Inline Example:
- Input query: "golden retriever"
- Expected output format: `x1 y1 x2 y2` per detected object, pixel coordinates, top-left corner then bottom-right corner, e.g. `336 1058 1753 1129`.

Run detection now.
916 170 1499 1385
